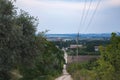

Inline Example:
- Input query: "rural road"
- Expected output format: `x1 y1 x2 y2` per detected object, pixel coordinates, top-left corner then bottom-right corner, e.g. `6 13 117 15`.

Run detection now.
55 64 73 80
55 74 72 80
55 49 73 80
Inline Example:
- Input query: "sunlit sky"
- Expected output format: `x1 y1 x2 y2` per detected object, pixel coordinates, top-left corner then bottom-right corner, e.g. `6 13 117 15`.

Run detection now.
16 0 120 34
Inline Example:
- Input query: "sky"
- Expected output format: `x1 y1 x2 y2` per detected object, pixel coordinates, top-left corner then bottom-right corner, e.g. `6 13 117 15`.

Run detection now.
15 0 120 34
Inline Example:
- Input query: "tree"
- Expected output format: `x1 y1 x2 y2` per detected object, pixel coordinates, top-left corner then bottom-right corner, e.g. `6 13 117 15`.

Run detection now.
93 33 120 80
0 1 64 80
0 0 17 79
15 10 38 67
19 33 64 80
0 0 38 79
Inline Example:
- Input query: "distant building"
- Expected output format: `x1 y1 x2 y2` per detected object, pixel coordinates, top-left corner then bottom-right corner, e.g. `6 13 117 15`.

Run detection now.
94 46 99 51
70 44 83 49
63 39 72 42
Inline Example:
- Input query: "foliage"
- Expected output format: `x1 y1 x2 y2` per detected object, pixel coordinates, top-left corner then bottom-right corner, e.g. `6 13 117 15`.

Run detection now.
93 33 120 80
0 0 64 80
67 33 120 80
53 40 109 55
67 59 98 80
0 0 17 79
19 35 64 80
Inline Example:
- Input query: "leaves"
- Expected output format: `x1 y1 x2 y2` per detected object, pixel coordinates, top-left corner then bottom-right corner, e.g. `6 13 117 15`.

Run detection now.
0 0 64 80
94 33 120 80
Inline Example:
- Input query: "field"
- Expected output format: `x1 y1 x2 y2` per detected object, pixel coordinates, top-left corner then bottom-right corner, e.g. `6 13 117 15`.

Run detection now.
67 55 99 63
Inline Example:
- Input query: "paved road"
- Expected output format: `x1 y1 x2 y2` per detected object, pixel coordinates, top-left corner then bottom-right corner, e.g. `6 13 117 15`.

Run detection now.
55 49 73 80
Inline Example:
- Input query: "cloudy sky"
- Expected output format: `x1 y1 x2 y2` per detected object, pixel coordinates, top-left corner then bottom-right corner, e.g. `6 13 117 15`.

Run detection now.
15 0 120 34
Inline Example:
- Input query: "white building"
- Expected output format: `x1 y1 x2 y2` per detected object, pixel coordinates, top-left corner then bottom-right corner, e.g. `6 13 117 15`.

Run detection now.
94 46 99 51
70 44 83 49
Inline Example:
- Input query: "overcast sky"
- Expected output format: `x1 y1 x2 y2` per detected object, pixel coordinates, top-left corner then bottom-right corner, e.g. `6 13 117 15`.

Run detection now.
15 0 120 34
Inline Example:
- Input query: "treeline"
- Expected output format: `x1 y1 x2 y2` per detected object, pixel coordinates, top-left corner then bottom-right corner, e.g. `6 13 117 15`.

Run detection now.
67 33 120 80
53 40 110 49
0 0 64 80
66 40 104 55
53 40 110 55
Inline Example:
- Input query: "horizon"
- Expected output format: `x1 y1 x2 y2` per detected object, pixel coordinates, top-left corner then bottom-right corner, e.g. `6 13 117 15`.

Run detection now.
46 32 118 34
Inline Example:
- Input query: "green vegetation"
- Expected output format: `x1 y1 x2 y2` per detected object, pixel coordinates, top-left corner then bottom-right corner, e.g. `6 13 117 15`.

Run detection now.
53 40 110 55
67 33 120 80
67 58 98 80
0 0 64 80
1 1 119 80
94 33 120 80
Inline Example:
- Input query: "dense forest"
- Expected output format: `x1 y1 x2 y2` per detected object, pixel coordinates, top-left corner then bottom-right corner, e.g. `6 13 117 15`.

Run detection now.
0 0 64 80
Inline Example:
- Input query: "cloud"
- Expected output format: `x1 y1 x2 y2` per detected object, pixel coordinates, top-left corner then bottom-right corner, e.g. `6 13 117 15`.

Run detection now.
108 0 120 7
16 0 120 14
102 0 120 8
16 0 99 11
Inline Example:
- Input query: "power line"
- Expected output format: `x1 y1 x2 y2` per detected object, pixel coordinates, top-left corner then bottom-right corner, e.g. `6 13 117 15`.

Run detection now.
82 0 93 28
78 0 87 33
84 0 102 32
76 0 87 59
76 0 87 44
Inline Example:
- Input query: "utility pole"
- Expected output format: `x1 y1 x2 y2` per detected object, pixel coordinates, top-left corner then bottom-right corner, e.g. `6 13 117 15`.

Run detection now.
76 32 79 61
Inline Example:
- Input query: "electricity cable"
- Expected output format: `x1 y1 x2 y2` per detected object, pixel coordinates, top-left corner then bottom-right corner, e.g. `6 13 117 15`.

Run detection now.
78 0 87 33
84 0 102 32
82 0 93 29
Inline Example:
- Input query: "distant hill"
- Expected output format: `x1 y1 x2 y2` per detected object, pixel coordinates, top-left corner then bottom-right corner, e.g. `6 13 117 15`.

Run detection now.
46 33 111 40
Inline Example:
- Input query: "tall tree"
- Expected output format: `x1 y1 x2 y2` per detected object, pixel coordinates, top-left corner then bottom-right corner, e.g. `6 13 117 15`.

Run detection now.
0 0 16 79
0 1 64 80
15 10 38 67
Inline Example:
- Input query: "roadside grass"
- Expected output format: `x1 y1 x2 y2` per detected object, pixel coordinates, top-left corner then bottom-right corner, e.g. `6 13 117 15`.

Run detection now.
67 59 98 80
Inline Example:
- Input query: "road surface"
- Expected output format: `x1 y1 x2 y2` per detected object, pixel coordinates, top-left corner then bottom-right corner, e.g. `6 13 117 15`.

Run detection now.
55 74 72 80
55 64 73 80
55 49 73 80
